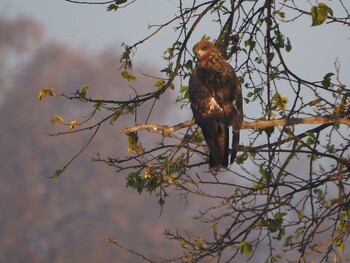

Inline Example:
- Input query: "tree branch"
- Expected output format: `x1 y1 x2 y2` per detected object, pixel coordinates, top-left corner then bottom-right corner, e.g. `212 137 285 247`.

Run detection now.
106 237 156 263
65 0 114 4
123 115 350 135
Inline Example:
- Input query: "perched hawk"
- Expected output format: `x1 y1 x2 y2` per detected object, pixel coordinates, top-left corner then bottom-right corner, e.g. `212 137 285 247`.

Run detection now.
189 40 243 169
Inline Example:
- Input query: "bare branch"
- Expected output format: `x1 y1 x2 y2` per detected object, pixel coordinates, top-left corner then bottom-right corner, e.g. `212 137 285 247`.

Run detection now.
65 0 114 4
123 115 350 135
106 237 156 263
243 115 350 129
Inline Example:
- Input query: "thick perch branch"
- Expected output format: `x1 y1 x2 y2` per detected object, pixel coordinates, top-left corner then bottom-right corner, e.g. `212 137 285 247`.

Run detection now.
243 115 350 129
123 115 350 135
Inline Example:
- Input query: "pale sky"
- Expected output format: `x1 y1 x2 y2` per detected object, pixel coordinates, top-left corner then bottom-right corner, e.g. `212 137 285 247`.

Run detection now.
3 0 349 81
1 0 182 65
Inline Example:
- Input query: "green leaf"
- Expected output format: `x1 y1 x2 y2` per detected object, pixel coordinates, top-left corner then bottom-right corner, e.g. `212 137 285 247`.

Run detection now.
79 85 89 100
322 72 334 88
238 241 253 257
244 40 256 49
267 52 275 62
128 104 136 115
154 79 165 88
311 3 333 27
313 188 324 198
184 60 193 71
107 4 118 11
121 71 136 81
306 137 314 146
110 107 124 124
275 211 287 220
327 144 335 153
126 172 145 194
53 169 63 182
285 37 292 52
235 152 248 164
93 100 104 111
259 164 271 183
267 212 287 239
319 3 333 16
107 0 127 11
264 126 275 137
179 85 188 93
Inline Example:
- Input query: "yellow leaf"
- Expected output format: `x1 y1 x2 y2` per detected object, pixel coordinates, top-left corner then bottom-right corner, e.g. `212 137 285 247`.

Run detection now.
50 115 65 124
133 144 143 154
127 132 143 154
69 120 78 129
128 132 138 145
337 241 344 253
38 90 46 101
121 71 136 81
38 88 56 101
80 85 89 100
82 85 89 93
272 92 288 110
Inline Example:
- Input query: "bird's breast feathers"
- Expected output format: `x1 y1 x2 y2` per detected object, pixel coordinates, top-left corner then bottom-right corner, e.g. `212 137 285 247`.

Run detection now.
208 97 224 113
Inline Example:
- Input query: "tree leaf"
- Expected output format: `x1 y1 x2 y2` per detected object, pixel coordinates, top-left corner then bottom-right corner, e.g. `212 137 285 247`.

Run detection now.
38 88 56 101
69 120 78 129
311 3 333 27
53 169 63 182
126 172 144 194
79 85 89 100
50 115 64 124
179 85 188 93
121 71 136 81
337 241 345 253
93 100 104 111
238 241 253 256
107 4 118 11
127 132 143 154
319 3 333 16
285 37 292 52
110 106 124 124
154 79 165 88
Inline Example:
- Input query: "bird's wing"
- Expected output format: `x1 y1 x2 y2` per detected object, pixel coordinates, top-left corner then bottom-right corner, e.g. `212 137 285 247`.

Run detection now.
189 67 230 168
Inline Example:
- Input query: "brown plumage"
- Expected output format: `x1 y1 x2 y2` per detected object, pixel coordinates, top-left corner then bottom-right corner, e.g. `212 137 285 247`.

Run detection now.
189 40 243 169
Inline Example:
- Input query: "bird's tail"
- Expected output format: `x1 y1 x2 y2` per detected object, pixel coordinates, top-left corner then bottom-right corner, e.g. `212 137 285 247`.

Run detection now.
206 126 229 169
230 130 240 164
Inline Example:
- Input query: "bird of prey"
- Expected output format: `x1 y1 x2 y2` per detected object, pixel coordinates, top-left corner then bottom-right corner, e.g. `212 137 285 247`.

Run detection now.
189 40 243 169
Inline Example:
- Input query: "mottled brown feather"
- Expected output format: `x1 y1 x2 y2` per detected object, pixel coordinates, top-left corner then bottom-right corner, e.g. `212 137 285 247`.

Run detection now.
189 40 243 169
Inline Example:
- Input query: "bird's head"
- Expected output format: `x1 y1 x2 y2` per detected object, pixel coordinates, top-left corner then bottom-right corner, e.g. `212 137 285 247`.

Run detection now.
193 40 216 60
